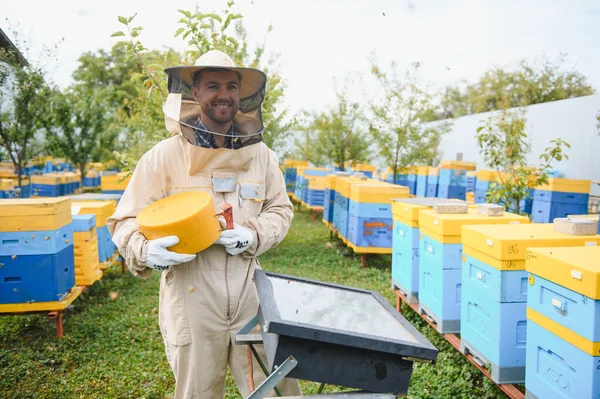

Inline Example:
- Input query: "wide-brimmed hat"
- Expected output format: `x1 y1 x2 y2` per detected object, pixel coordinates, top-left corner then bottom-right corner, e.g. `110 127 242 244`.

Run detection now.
164 50 266 99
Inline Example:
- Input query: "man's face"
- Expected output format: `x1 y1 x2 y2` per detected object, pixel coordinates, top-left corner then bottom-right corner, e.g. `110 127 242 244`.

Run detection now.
192 70 240 125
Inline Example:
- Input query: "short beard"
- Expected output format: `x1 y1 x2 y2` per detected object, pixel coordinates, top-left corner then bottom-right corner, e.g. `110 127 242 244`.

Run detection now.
203 104 239 125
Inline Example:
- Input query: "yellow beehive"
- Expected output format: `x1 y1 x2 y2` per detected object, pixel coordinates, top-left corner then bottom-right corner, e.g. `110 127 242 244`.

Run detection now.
418 208 529 243
462 223 600 270
71 201 116 228
137 191 220 254
336 176 375 199
101 173 131 192
349 183 409 204
0 197 71 232
536 178 591 194
73 226 102 286
0 179 13 190
440 161 477 170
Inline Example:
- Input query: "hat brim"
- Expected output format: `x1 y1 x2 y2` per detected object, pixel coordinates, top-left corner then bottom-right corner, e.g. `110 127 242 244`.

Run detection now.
167 65 267 99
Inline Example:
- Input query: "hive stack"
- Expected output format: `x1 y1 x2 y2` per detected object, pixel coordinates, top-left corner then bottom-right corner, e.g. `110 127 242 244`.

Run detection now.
405 167 419 195
438 168 468 200
346 183 409 253
460 222 600 384
72 200 117 268
332 175 373 243
323 172 350 228
391 198 464 304
416 206 529 333
531 178 590 223
415 166 430 197
426 168 439 198
283 160 308 196
475 170 501 204
31 174 62 197
294 167 332 207
525 246 600 399
101 172 131 194
84 170 101 190
0 198 76 306
72 214 102 286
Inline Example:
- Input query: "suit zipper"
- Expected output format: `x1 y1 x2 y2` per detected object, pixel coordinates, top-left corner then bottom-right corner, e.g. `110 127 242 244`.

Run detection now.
224 191 231 322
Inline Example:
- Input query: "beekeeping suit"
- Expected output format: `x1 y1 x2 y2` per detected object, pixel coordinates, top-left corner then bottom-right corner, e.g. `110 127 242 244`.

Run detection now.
107 50 301 399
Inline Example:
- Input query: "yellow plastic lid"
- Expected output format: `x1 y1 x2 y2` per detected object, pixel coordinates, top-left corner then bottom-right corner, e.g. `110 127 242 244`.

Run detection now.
0 198 72 231
526 246 600 299
416 166 430 176
137 191 221 255
418 208 529 237
350 183 409 204
536 178 591 194
462 223 600 261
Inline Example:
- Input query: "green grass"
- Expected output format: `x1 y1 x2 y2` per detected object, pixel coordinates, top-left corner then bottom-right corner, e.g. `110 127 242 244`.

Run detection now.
0 208 512 398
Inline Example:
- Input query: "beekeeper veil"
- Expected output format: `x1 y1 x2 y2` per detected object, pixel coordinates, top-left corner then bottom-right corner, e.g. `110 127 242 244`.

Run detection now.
163 50 267 147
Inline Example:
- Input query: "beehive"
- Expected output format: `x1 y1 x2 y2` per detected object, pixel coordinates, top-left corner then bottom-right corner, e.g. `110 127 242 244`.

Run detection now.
525 246 600 399
72 214 102 286
101 172 131 193
346 183 409 252
137 191 221 255
72 201 117 262
391 198 465 304
0 198 71 232
416 208 529 334
532 178 591 223
460 224 600 384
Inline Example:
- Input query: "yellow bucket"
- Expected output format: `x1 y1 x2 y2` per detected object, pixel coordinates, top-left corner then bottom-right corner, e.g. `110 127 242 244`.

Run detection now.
137 191 221 254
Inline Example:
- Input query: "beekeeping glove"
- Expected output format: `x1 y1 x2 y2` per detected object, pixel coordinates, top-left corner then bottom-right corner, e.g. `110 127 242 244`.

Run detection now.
215 223 254 256
146 236 196 271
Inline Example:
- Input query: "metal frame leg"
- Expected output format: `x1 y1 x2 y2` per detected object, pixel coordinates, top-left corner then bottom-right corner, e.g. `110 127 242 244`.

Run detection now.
246 356 298 399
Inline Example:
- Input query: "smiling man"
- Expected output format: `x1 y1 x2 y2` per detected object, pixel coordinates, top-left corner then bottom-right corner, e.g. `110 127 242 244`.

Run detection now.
107 50 301 398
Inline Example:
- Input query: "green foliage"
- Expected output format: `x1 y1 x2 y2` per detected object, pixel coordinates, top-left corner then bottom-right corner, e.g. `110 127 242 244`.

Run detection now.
369 58 451 183
296 89 371 170
476 110 571 214
0 49 49 187
0 210 509 398
43 86 111 184
440 57 595 119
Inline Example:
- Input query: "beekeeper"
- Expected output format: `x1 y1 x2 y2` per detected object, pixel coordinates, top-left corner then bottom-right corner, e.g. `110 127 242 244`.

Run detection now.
107 50 301 399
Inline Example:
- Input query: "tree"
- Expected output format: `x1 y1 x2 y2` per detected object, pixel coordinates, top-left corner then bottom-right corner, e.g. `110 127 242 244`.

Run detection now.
369 59 451 184
0 50 49 189
311 90 371 170
476 110 570 215
440 58 595 119
43 87 110 186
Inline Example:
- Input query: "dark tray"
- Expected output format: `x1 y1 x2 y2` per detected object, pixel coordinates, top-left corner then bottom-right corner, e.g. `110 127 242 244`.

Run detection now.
255 270 438 395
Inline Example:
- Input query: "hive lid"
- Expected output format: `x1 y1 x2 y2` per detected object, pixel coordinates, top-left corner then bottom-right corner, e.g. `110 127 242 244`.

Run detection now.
419 208 529 237
391 198 463 224
0 197 70 216
526 246 600 299
536 178 591 194
137 191 214 228
72 214 96 232
255 270 438 362
462 223 600 261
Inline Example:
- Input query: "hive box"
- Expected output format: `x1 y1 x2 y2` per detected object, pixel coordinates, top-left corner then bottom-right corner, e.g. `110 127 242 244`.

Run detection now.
526 246 600 399
416 208 529 334
460 224 600 384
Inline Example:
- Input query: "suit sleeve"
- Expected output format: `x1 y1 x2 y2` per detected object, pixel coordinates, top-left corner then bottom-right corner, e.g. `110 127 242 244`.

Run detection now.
106 153 166 279
242 150 294 258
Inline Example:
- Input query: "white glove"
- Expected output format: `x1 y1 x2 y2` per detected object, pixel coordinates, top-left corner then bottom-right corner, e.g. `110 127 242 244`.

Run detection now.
146 236 196 271
215 223 254 255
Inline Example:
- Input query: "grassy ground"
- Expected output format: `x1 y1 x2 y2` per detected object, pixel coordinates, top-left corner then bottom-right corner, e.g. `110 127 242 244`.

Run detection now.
0 207 512 398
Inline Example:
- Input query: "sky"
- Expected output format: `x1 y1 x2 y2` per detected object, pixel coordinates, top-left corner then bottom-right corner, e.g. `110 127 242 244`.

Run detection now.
2 0 599 118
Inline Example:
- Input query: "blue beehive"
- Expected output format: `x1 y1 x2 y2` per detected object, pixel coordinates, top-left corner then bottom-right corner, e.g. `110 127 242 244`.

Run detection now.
460 223 600 384
416 208 530 334
426 168 439 198
437 185 466 200
525 246 600 399
346 183 409 249
0 198 75 304
284 168 297 194
531 179 590 223
391 198 465 304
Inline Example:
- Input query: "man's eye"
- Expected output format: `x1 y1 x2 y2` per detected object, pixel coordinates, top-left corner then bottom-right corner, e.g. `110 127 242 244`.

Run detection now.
228 85 238 91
